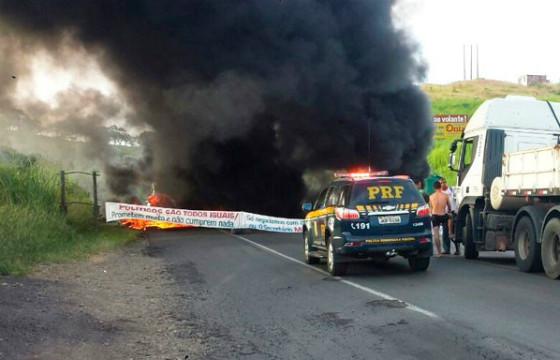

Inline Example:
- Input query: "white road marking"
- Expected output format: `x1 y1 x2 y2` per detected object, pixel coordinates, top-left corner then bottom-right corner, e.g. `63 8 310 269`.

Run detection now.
227 232 440 320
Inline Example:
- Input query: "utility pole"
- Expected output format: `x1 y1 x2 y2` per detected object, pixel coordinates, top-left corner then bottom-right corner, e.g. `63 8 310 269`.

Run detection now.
463 44 466 81
476 44 480 79
470 44 473 80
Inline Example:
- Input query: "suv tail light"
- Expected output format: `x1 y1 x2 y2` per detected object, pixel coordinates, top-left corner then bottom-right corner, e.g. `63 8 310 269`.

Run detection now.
335 207 360 220
416 204 431 217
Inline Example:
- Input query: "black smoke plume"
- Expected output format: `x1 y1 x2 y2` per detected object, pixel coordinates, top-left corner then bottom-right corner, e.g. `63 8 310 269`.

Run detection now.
0 0 433 217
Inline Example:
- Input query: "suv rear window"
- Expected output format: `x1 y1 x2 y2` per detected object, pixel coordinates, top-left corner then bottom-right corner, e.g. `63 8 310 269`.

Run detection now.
348 179 424 206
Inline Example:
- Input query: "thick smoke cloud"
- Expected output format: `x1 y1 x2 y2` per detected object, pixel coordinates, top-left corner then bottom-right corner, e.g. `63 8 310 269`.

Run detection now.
0 0 433 217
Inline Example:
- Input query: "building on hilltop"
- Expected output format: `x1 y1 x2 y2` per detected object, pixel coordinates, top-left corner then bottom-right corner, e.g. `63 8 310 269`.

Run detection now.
518 74 549 86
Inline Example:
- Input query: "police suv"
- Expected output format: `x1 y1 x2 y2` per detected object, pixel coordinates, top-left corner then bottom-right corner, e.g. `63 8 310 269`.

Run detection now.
302 172 433 276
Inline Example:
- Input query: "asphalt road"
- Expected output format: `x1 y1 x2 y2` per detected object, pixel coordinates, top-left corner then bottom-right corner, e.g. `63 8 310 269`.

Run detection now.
146 228 560 360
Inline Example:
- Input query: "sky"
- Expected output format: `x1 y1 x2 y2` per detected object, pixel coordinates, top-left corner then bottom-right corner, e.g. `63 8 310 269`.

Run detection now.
396 0 560 84
8 0 560 107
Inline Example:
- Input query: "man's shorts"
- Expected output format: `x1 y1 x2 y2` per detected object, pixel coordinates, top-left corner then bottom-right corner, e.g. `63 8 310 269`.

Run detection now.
431 214 449 227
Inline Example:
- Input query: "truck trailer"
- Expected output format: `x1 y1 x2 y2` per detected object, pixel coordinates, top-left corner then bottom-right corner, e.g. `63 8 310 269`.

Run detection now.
448 95 560 279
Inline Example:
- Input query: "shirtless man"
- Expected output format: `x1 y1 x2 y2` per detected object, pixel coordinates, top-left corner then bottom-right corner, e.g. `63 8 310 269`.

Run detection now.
429 181 452 256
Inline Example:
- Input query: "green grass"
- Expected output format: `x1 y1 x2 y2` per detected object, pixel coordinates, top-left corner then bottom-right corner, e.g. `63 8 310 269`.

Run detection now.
427 138 455 182
430 98 483 118
0 149 138 275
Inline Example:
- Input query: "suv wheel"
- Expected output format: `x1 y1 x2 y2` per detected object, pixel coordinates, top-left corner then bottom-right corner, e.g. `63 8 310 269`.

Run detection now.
327 238 347 276
408 256 430 271
303 231 319 264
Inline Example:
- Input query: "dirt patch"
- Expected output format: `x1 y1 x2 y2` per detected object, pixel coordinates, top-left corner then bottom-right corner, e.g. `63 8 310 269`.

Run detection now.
0 235 204 360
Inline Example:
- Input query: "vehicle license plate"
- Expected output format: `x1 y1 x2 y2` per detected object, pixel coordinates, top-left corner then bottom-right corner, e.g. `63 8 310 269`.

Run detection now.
378 215 401 224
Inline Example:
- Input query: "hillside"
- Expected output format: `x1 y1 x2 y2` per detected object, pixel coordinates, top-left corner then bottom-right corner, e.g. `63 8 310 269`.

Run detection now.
422 79 560 183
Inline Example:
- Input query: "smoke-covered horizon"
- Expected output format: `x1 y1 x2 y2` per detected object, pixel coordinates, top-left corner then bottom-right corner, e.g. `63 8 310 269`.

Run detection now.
0 0 433 217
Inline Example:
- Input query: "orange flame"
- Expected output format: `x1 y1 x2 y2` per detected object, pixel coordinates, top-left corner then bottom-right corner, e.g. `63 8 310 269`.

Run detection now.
119 218 191 230
119 193 193 230
147 193 176 208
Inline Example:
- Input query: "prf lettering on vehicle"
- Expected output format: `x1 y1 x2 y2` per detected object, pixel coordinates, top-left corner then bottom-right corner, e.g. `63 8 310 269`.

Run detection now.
367 186 404 200
356 203 419 212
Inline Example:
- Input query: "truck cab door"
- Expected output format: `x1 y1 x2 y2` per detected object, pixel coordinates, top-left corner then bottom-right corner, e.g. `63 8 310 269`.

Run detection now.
454 134 484 206
482 129 505 188
458 136 478 187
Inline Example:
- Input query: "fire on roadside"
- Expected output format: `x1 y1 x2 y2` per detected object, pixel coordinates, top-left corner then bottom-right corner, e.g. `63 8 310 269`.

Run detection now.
119 193 193 230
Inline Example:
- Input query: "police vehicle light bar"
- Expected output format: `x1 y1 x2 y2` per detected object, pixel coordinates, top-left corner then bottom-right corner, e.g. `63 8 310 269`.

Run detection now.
334 171 389 178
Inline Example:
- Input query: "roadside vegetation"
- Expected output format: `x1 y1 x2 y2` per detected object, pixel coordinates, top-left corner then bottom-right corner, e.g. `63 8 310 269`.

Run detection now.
2 79 560 275
0 148 137 275
424 79 560 182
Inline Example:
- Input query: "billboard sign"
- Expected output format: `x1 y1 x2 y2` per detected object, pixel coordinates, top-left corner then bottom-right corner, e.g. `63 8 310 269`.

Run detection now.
433 114 468 139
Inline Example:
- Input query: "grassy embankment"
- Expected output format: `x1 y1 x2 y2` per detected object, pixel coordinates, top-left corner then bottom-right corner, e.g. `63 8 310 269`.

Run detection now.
424 79 560 182
0 149 137 275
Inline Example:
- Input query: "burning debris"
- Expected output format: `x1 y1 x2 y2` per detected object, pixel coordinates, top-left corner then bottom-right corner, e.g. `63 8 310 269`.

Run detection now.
0 0 433 217
119 189 189 230
119 216 190 231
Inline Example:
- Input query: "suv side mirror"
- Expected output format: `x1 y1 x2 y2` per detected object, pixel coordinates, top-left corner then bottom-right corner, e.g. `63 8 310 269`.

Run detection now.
302 202 313 211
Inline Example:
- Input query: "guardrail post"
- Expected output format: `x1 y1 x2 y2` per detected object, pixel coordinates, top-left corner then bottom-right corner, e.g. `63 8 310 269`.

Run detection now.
60 170 67 214
93 171 99 231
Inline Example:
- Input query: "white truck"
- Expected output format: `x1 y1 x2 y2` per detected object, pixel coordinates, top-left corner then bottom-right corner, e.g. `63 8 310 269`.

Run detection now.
448 95 560 279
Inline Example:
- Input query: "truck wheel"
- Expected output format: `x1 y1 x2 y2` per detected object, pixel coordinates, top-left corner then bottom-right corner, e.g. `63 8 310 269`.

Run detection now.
408 257 430 271
463 213 479 259
514 216 543 272
303 231 319 265
327 237 347 276
541 218 560 279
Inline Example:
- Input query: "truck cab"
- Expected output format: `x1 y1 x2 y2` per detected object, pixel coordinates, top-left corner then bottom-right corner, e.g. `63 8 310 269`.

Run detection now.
448 96 560 276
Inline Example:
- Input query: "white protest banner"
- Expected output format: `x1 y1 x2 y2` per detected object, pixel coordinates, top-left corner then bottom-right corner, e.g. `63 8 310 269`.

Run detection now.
105 202 304 233
239 212 303 233
105 202 240 229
